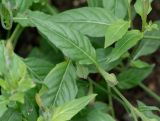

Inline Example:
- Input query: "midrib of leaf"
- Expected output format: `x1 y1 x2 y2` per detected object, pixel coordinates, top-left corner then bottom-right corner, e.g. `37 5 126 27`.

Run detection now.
54 20 109 25
52 60 71 106
30 17 97 65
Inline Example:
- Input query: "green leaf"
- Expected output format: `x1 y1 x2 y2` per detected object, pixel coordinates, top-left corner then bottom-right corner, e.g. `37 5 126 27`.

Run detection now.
138 101 160 121
24 57 54 80
0 3 13 30
0 96 8 117
87 110 115 121
17 10 97 65
21 94 38 121
50 7 118 37
130 59 151 68
107 30 143 63
134 0 152 17
28 37 64 63
134 0 152 29
103 0 128 19
87 0 103 7
105 20 130 48
51 94 97 121
133 21 160 60
77 80 89 98
118 65 154 89
0 108 22 121
40 61 78 107
15 10 117 87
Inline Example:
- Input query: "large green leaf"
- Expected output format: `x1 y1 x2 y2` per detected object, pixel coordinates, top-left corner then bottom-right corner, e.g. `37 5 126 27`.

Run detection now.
16 10 97 65
51 94 96 121
0 108 22 121
50 7 118 37
106 30 143 63
133 21 160 60
14 10 118 87
103 0 128 19
105 20 130 48
40 61 78 107
118 65 154 89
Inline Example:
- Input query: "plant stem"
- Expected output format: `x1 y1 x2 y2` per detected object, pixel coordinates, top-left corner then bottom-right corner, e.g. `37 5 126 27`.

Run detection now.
139 83 160 102
127 1 132 28
88 78 95 105
113 87 138 121
107 85 115 118
89 78 129 113
8 24 23 48
144 35 160 40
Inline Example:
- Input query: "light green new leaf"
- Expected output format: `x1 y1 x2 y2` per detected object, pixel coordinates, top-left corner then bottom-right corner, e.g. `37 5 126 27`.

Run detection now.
105 20 130 48
19 10 97 65
133 21 160 60
51 94 96 121
103 0 128 19
0 41 35 103
87 110 115 121
40 61 78 107
107 30 143 63
134 0 152 17
51 7 118 37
